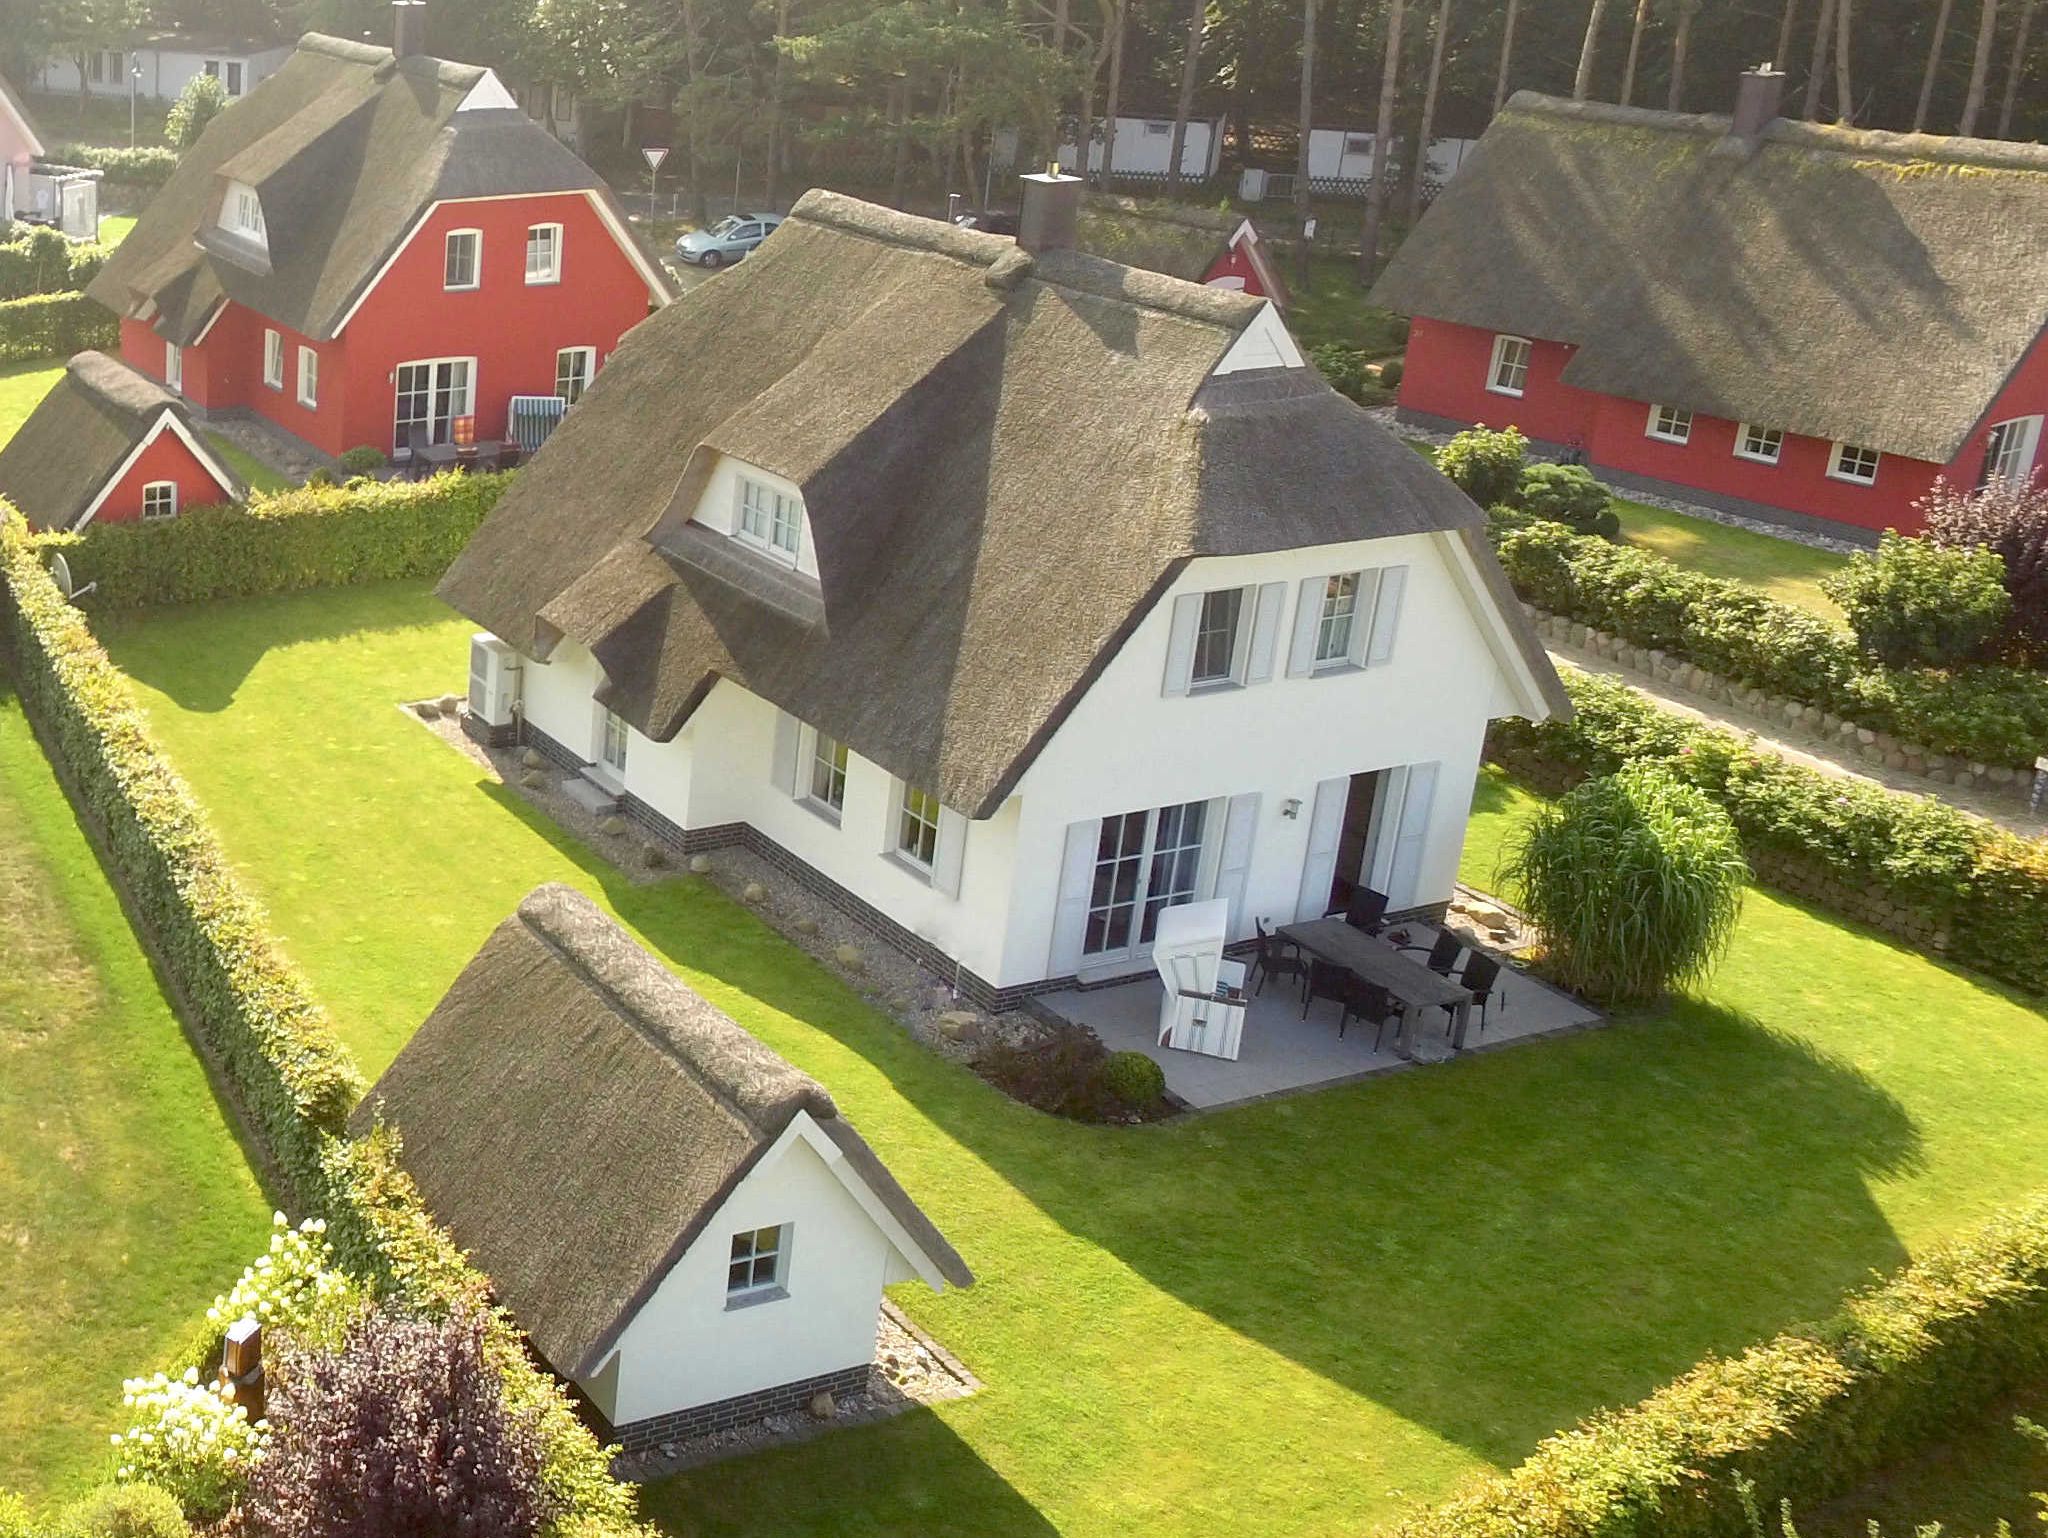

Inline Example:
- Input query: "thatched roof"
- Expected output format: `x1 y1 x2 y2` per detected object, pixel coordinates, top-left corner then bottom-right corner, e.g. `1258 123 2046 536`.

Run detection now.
1371 93 2048 465
1075 196 1289 311
441 190 1564 820
89 34 669 344
350 884 972 1383
0 351 242 531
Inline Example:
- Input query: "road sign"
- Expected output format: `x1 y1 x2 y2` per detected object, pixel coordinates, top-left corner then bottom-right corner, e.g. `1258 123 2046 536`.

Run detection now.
641 146 670 171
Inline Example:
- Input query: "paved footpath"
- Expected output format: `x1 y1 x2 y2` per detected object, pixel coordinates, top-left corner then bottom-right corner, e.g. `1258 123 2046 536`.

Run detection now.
1546 640 2048 843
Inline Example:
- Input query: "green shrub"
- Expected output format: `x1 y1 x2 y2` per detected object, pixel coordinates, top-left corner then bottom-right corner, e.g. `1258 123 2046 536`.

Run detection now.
58 1485 188 1538
0 227 112 301
1501 764 1747 1003
1101 1050 1167 1110
1387 1194 2048 1538
1923 475 2048 666
1438 426 1528 508
1823 532 2011 668
1309 342 1382 405
33 473 511 609
304 468 336 488
164 75 229 150
1378 357 1404 389
49 144 180 190
1517 462 1614 536
0 290 119 364
337 446 387 475
974 1023 1120 1120
0 1491 45 1538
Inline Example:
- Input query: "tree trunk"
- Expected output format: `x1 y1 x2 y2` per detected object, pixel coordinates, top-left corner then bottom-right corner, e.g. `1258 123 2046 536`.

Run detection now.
1774 0 1799 69
1359 0 1405 280
764 0 791 208
1165 0 1205 193
1493 0 1519 112
1802 0 1835 119
1914 0 1955 130
1668 0 1696 109
681 0 708 224
1960 0 1998 135
1574 0 1610 101
1833 0 1853 122
1405 0 1450 230
1101 0 1127 187
1620 0 1651 106
890 80 911 207
1050 0 1070 162
1294 0 1316 284
1998 0 2037 136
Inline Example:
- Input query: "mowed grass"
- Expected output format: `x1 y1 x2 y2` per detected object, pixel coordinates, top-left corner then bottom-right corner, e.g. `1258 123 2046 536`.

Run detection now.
1613 496 1852 618
0 691 271 1506
205 434 293 494
98 583 2048 1538
0 359 64 449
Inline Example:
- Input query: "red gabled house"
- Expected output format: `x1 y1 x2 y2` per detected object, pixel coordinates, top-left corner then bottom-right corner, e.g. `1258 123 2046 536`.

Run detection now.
1371 71 2048 541
0 351 244 530
87 4 672 469
1077 196 1291 312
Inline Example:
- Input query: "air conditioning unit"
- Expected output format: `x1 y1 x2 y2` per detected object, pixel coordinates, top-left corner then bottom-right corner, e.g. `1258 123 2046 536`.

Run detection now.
467 634 522 730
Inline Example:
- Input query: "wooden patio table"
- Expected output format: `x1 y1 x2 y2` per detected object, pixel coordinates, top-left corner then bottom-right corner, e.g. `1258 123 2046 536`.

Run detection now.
1279 918 1474 1055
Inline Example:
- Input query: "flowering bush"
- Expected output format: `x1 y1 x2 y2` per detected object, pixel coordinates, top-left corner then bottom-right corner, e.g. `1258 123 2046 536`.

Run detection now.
205 1213 355 1343
112 1368 267 1522
1438 425 1529 508
1923 474 2048 666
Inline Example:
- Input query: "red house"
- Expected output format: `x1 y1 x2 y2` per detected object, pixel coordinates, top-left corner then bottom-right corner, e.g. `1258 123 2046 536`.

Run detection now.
87 6 672 469
1371 72 2048 541
1077 196 1290 312
0 351 243 530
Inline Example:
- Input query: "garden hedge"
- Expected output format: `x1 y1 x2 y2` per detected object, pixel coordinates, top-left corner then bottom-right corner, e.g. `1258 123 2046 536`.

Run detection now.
36 472 512 609
0 227 112 300
0 290 118 363
47 142 181 189
1492 516 2048 770
1381 1193 2048 1538
1489 671 2048 997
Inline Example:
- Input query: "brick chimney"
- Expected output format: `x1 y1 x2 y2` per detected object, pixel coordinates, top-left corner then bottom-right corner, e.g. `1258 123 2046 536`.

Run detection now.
392 0 427 58
1017 170 1083 255
1730 65 1785 138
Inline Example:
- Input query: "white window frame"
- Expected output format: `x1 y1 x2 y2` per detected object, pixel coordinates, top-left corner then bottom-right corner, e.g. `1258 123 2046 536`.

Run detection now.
1486 334 1531 397
598 708 629 776
525 222 563 284
896 784 943 872
555 346 596 406
1081 800 1212 963
1828 441 1881 485
1311 572 1362 670
141 481 178 521
443 228 482 291
1645 403 1694 445
296 345 318 409
392 356 477 454
725 1224 788 1304
1734 423 1783 465
801 727 848 819
224 60 244 95
262 328 283 390
734 476 802 565
1983 416 2043 488
164 342 182 393
1190 586 1254 690
230 186 265 240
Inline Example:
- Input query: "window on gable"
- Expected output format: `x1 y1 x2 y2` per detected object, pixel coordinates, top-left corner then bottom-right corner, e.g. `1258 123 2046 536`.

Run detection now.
233 187 264 238
726 1225 786 1300
1313 573 1360 668
443 229 481 290
555 346 595 405
735 476 801 563
897 784 942 870
807 731 848 812
1983 416 2043 489
1646 404 1693 444
296 345 318 409
1191 587 1246 686
1735 423 1783 464
262 328 282 389
598 708 629 775
142 481 178 521
1487 334 1531 396
1829 442 1881 485
165 343 182 393
525 223 562 284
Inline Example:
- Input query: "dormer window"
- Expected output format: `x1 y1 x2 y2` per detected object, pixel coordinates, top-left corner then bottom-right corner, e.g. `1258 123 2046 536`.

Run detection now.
219 180 267 250
735 476 801 564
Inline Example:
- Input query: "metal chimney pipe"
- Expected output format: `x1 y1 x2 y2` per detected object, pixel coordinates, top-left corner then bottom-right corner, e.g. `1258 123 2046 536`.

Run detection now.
392 0 427 58
1730 64 1786 138
1016 170 1083 255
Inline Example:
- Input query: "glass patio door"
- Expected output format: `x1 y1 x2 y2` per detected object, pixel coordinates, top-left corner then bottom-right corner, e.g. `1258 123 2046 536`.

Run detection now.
393 360 474 453
1082 801 1209 962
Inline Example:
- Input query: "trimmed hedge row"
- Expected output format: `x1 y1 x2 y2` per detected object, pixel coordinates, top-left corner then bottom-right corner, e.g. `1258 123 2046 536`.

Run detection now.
1489 671 2048 997
36 472 513 609
1492 515 2048 770
0 290 118 363
47 142 181 188
0 227 113 300
1382 1194 2048 1538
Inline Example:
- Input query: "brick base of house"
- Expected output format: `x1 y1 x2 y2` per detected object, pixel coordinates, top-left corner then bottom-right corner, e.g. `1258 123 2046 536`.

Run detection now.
606 1362 877 1454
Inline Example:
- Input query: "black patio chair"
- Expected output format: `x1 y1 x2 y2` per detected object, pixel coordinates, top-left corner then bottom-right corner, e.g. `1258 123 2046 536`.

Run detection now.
1339 978 1401 1051
1399 928 1464 977
1340 886 1391 935
1453 952 1506 1037
1248 919 1308 998
1301 959 1353 1020
404 423 430 480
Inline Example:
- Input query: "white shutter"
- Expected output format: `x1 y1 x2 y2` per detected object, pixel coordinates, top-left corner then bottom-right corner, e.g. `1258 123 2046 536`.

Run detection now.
1367 565 1408 666
1244 581 1287 684
933 806 969 898
1387 761 1440 908
1049 818 1103 975
1367 765 1407 893
1286 577 1323 676
1160 592 1202 696
771 711 801 796
1294 776 1349 921
1212 793 1261 936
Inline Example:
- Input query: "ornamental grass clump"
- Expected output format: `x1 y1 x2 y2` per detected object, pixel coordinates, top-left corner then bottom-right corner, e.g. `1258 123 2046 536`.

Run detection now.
1502 763 1748 1005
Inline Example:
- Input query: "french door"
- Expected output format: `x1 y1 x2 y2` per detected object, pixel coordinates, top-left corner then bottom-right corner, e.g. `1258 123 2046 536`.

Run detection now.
393 360 474 453
1082 801 1209 962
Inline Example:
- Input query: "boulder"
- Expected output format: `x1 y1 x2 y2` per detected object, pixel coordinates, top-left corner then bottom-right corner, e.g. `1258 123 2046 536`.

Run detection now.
413 700 440 720
794 916 820 936
641 844 666 869
806 1391 837 1421
936 1010 982 1043
519 769 546 789
742 881 768 904
833 943 866 973
687 854 713 875
599 815 628 837
520 747 548 769
438 694 461 715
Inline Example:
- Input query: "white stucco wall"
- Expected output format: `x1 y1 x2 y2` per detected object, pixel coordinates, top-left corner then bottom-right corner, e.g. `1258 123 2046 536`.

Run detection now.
39 45 288 101
1058 117 1223 179
1306 129 1478 183
594 1114 915 1425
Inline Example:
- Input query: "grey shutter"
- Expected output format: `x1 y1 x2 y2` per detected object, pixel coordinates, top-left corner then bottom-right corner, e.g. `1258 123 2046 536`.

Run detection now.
1387 761 1440 907
1286 577 1323 676
1048 818 1103 975
933 806 969 898
1294 776 1349 921
1160 592 1202 696
1244 581 1288 684
1212 793 1262 936
771 711 801 796
1367 565 1408 666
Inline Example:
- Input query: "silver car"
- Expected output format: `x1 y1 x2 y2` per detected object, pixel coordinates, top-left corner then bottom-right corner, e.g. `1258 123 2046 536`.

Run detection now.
674 213 784 268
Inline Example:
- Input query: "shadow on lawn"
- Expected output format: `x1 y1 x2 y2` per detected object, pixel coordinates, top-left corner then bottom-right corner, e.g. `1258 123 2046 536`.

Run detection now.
478 784 1923 1472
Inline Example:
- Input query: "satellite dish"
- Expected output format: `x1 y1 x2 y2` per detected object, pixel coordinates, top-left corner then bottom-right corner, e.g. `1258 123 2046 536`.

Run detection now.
47 552 97 604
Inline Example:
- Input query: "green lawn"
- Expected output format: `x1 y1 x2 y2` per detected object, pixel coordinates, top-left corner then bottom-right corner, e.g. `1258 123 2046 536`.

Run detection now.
1614 496 1852 618
24 91 170 151
95 583 2048 1538
0 690 271 1507
97 215 137 247
204 434 293 494
0 359 64 451
1287 254 1408 356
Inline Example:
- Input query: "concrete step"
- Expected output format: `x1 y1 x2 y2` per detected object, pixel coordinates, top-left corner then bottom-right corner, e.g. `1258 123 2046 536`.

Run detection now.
563 771 621 816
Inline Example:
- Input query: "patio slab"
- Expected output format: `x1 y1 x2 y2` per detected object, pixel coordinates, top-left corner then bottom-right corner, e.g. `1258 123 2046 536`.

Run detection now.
1038 925 1602 1111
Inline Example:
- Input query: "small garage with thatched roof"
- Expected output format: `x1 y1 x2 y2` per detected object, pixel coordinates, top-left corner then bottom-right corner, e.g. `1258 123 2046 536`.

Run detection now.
350 883 972 1449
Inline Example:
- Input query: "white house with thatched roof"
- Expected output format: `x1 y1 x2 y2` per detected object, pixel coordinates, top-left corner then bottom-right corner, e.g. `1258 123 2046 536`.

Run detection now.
440 174 1568 1013
351 884 972 1450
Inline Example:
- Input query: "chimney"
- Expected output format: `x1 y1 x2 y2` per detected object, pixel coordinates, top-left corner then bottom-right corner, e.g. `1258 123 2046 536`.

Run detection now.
392 0 427 58
1730 64 1785 138
1016 169 1083 255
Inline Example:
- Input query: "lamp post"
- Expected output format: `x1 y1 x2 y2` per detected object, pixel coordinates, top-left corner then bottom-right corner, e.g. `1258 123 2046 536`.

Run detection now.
130 60 141 148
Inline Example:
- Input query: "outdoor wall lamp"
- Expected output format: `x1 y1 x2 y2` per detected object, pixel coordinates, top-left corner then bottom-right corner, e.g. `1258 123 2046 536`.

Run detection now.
1281 797 1302 819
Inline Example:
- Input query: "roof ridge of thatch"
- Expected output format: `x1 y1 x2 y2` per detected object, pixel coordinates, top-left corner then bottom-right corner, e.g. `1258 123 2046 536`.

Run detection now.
294 32 389 65
511 883 839 1137
66 349 179 417
292 30 483 88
